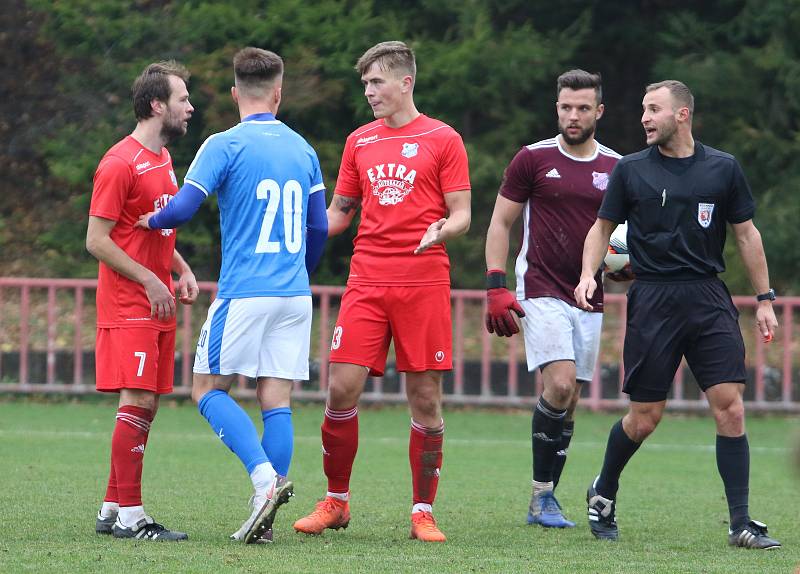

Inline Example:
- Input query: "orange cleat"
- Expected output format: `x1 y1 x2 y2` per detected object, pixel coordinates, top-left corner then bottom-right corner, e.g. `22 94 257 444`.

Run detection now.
293 496 350 535
410 511 446 542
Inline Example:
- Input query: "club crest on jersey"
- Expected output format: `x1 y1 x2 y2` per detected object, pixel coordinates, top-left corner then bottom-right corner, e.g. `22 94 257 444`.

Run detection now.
169 169 178 188
698 202 715 228
153 194 174 236
592 171 609 191
401 142 419 158
367 163 417 206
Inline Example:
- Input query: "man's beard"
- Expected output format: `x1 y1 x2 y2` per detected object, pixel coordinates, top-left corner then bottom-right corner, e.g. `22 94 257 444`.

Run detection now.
560 124 594 146
650 118 678 146
160 112 186 143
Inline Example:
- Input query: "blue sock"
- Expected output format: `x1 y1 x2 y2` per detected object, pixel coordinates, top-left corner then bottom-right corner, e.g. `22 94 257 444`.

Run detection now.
261 407 293 477
198 389 269 473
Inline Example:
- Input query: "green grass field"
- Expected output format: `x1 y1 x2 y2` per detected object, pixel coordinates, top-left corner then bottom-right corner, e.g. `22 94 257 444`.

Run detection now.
0 399 798 573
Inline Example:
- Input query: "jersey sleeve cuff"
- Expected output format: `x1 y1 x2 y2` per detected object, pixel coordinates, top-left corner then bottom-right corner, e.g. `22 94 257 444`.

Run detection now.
184 179 210 197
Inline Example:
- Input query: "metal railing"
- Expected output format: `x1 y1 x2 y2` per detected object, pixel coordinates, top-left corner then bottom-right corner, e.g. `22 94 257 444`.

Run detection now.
0 277 797 411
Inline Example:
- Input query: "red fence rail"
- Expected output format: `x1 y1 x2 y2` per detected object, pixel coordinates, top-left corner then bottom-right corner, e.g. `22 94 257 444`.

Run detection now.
0 277 797 411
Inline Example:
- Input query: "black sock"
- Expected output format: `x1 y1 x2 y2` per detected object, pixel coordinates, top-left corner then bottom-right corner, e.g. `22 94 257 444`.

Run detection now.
532 397 566 483
552 420 574 490
716 434 750 530
595 419 641 499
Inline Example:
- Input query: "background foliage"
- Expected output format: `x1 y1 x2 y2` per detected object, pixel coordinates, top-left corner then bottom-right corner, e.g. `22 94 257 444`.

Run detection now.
3 0 798 293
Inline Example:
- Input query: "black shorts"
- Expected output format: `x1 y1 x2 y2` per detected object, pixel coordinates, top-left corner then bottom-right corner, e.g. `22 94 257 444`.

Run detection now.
622 277 746 402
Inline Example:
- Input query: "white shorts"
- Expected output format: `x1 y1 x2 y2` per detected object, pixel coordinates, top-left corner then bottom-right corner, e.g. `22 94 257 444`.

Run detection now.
519 297 603 382
193 296 312 380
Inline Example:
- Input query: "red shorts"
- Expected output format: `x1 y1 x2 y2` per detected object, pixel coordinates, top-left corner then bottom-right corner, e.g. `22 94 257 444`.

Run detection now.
95 328 176 394
329 284 452 376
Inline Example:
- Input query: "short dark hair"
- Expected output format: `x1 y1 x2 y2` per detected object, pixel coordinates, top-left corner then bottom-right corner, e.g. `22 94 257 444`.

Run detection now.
132 61 189 121
646 80 694 117
556 69 603 104
233 47 283 97
356 41 416 78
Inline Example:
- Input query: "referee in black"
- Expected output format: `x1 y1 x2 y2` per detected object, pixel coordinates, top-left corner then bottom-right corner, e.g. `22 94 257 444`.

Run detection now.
574 80 780 549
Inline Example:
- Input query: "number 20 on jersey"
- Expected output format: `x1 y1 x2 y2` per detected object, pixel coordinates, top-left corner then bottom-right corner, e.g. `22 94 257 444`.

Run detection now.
256 178 303 254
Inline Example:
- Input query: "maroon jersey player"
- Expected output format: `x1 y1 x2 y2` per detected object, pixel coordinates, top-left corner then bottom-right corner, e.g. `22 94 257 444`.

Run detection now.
485 70 620 528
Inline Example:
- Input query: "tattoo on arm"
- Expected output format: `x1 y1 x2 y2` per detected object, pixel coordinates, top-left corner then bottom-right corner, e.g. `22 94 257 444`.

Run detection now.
334 196 361 215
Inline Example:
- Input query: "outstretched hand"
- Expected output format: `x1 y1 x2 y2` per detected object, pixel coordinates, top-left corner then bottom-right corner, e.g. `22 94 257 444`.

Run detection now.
414 218 447 254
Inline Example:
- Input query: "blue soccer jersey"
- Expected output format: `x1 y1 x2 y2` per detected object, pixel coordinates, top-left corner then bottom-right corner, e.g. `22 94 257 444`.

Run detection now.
185 113 325 298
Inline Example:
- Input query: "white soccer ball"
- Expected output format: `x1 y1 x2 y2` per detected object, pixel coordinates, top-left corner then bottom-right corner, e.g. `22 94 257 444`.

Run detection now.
603 222 629 273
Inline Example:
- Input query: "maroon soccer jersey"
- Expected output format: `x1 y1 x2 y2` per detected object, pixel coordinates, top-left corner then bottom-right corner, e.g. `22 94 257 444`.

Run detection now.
499 136 620 311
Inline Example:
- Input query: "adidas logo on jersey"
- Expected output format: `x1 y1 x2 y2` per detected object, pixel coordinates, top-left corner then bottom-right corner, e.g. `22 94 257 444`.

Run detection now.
545 168 561 178
131 444 145 454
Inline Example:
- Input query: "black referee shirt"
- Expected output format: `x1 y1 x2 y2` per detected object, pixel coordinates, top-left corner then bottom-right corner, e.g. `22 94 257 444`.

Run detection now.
598 142 755 281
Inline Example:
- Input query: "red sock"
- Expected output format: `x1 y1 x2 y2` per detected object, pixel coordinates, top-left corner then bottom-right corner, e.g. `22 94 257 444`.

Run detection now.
111 405 153 507
104 460 118 503
410 419 444 505
321 406 358 494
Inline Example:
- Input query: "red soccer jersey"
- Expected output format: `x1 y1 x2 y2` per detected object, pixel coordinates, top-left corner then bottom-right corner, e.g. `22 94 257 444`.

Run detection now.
335 114 470 286
89 135 179 330
499 137 620 311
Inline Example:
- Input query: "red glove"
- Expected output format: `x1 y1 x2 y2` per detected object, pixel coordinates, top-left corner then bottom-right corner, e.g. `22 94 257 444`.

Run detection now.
485 270 525 337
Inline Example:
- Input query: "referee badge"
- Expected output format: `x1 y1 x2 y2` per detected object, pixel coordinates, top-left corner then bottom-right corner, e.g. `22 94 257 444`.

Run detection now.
698 202 715 228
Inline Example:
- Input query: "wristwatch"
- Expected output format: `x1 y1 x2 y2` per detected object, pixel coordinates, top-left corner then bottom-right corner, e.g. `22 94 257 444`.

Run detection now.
756 288 776 302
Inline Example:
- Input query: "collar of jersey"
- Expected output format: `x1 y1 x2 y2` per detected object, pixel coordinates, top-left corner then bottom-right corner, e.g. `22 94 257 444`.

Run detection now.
650 141 705 161
242 112 279 124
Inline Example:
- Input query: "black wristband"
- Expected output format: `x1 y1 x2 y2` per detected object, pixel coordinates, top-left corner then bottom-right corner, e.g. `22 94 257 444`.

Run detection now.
486 270 506 289
756 288 776 302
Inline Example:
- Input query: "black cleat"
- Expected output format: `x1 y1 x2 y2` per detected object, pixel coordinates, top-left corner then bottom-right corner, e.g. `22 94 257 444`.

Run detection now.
243 477 294 544
728 520 781 549
112 517 188 541
587 476 618 540
96 513 116 535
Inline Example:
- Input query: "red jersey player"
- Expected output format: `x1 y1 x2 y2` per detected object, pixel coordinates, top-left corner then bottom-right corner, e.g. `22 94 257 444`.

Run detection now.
294 41 471 542
485 70 620 528
86 61 198 541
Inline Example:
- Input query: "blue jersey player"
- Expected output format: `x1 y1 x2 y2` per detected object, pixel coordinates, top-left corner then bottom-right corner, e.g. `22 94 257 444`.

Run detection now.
137 47 327 544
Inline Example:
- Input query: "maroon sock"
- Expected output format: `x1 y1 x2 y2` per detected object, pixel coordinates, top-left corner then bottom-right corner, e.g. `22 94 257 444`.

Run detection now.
321 406 358 494
111 405 152 507
410 419 444 505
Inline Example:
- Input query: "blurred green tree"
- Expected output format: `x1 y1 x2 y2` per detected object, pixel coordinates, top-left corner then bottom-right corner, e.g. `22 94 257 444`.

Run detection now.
4 0 796 294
